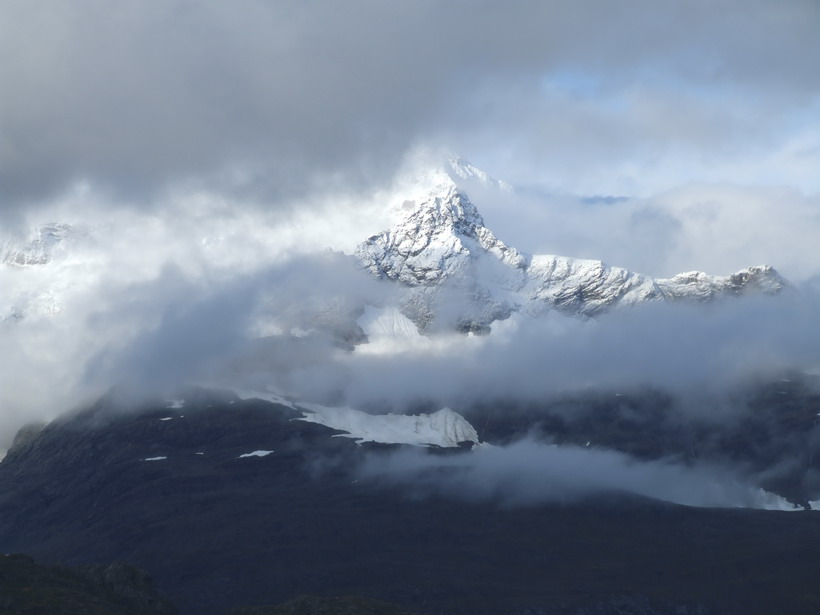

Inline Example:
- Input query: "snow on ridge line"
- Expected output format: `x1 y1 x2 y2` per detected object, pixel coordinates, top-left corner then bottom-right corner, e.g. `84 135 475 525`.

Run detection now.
356 167 789 334
296 403 480 448
232 387 480 448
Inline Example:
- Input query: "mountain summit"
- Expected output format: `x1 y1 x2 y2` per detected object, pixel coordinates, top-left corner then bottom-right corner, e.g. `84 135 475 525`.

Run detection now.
356 170 528 332
0 157 789 336
356 159 788 332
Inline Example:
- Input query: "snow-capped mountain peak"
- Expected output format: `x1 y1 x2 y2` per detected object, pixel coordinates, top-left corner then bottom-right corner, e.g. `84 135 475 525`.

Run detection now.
356 168 530 331
398 174 486 232
358 178 526 288
386 153 512 221
355 161 789 332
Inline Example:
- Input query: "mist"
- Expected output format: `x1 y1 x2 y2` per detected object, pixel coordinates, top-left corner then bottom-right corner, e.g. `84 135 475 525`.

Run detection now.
356 439 799 511
277 286 820 415
2 196 820 453
2 0 820 219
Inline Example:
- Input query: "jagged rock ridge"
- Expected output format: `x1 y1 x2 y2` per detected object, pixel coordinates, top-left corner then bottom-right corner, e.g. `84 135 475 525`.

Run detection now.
356 164 788 332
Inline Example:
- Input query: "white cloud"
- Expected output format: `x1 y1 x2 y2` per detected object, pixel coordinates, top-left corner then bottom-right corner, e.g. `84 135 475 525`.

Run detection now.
357 439 801 510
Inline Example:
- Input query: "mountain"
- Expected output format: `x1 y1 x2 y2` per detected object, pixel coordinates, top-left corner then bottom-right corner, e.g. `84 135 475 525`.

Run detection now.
4 388 820 615
0 156 789 336
356 161 788 332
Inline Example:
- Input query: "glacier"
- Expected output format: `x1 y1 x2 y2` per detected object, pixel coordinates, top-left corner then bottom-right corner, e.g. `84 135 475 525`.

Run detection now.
296 403 480 448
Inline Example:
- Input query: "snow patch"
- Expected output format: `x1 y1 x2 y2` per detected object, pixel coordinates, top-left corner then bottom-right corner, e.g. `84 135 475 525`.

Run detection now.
234 387 297 409
358 305 421 340
356 305 426 354
297 404 479 448
238 450 274 458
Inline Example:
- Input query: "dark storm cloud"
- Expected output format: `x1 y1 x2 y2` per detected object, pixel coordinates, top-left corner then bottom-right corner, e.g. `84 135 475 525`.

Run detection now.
1 0 819 214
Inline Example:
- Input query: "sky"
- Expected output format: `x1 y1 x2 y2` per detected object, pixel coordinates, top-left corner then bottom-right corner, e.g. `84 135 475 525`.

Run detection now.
1 1 820 506
1 0 819 275
2 1 819 212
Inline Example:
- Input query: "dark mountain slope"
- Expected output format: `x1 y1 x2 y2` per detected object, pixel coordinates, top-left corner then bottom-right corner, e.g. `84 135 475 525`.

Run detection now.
229 595 418 615
0 553 177 615
2 392 820 614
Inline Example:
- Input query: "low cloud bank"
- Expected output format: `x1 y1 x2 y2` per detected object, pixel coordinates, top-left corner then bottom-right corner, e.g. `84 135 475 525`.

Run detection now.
1 225 818 511
357 439 800 511
3 248 819 452
289 285 820 414
1 174 819 470
0 250 384 450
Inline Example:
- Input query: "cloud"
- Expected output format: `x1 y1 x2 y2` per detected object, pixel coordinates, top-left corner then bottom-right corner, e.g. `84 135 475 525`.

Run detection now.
1 0 819 217
0 240 384 450
80 248 392 392
1 189 818 515
471 183 820 282
6 227 815 446
271 285 820 417
2 162 819 457
356 439 799 510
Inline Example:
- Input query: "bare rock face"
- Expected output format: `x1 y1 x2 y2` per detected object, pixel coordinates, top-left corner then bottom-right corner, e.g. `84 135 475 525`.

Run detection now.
356 164 788 332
